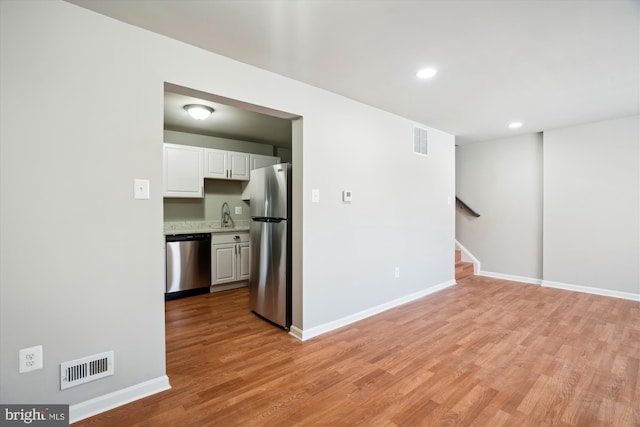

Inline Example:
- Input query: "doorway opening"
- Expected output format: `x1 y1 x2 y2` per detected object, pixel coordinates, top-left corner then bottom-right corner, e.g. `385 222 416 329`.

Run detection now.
161 81 303 338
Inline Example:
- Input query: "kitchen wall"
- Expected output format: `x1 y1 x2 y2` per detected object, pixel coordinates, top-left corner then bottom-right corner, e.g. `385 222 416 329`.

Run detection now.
163 180 250 224
276 147 293 163
164 130 280 156
543 115 639 297
0 0 454 416
456 133 543 281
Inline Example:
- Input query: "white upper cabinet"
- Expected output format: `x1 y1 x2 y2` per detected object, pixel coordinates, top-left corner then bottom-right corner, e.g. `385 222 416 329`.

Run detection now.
204 148 249 181
250 154 281 170
241 154 282 200
163 143 203 198
228 152 250 180
163 145 277 197
203 148 227 179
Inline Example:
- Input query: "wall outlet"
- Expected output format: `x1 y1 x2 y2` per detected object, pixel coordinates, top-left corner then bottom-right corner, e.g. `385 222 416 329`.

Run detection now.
19 345 43 373
394 267 400 278
235 206 242 215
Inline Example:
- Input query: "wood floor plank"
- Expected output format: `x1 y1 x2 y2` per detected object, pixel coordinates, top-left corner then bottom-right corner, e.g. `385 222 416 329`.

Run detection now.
74 277 640 426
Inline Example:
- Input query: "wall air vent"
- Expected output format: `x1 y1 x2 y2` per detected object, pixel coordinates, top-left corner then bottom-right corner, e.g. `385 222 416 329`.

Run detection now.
413 126 428 156
60 351 114 390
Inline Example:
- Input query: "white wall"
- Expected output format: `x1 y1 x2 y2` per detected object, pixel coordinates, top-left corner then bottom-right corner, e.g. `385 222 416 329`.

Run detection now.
456 134 543 280
543 116 640 297
0 0 455 410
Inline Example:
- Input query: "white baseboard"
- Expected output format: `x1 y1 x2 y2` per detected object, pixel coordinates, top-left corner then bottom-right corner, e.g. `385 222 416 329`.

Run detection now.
479 271 542 285
70 375 171 424
541 280 640 302
290 280 456 342
288 325 303 341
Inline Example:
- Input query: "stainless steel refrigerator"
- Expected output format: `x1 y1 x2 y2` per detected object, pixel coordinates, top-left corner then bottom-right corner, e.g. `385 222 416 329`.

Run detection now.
249 163 291 329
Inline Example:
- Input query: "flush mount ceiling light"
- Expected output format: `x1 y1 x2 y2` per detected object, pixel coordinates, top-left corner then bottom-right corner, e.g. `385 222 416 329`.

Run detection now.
416 68 438 79
184 104 214 120
508 122 523 129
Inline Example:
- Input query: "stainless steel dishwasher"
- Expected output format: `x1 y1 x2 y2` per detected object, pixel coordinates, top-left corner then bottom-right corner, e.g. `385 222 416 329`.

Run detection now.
165 233 211 300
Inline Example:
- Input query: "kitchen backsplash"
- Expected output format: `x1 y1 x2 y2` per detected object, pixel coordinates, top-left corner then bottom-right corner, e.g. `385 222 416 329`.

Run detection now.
164 179 250 223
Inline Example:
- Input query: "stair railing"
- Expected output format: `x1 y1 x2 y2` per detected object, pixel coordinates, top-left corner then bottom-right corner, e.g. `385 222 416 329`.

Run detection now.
455 197 480 218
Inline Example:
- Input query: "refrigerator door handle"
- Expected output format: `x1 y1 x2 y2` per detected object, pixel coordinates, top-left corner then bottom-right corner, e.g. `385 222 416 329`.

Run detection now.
251 217 285 223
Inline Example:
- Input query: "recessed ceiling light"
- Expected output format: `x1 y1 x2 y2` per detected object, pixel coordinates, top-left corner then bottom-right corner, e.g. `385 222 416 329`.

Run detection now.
184 104 214 120
508 122 523 129
416 68 437 79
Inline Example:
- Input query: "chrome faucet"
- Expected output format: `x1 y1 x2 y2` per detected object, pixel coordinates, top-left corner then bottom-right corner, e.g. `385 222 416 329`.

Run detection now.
221 202 234 228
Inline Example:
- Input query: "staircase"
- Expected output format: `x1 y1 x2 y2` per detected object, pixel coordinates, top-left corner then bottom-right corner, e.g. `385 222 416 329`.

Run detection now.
455 250 475 281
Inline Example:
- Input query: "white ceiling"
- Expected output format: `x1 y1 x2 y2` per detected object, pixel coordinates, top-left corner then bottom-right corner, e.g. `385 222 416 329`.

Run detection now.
69 0 639 145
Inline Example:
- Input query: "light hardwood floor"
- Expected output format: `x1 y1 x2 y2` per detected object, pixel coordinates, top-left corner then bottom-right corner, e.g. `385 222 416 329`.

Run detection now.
76 276 640 426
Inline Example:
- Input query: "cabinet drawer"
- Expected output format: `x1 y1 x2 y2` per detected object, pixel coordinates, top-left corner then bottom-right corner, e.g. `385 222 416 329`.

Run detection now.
211 232 249 245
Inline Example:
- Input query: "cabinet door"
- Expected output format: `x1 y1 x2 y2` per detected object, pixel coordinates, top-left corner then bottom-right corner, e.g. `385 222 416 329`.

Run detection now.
237 242 250 280
229 152 250 181
163 143 203 198
211 243 237 284
250 154 281 171
242 155 281 200
204 148 228 179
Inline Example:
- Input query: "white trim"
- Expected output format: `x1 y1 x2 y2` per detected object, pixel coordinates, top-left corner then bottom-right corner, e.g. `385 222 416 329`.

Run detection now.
541 280 640 302
290 280 456 342
288 326 303 341
479 271 542 285
70 375 171 424
454 240 480 274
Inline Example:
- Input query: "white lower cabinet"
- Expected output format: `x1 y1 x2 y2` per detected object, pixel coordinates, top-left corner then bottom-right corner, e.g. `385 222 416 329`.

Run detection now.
211 232 250 292
237 241 250 281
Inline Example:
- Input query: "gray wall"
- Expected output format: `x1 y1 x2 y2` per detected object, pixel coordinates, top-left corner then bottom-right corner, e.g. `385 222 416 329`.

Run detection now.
0 0 454 408
163 180 250 223
456 117 639 299
543 116 639 295
1 0 167 407
456 133 543 280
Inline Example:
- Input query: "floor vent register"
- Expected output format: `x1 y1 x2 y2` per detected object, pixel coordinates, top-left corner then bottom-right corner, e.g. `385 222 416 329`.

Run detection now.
60 350 114 390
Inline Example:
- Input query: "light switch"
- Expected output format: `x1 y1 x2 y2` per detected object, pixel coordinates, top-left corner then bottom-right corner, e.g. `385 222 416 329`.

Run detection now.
134 179 150 200
342 190 353 202
312 189 320 203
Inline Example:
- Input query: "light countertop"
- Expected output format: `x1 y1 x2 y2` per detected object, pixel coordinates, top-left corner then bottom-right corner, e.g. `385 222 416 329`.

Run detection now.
164 220 250 236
